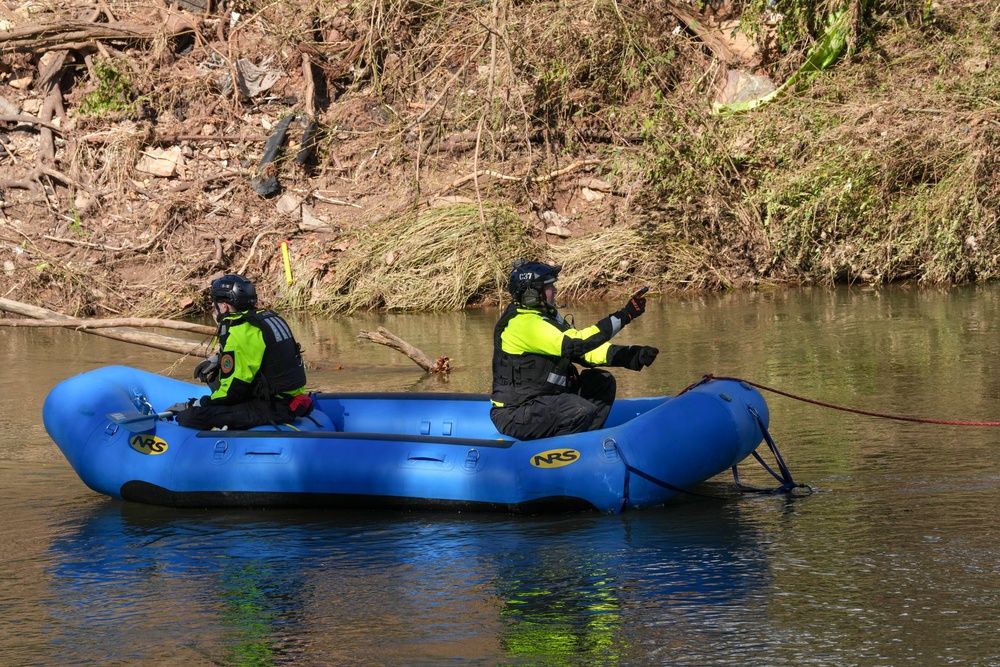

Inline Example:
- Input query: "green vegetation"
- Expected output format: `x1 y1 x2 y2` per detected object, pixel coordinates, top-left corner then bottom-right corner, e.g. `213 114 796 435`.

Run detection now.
78 57 139 118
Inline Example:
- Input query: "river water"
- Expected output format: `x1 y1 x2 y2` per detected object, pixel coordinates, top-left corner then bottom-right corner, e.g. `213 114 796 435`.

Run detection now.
3 285 1000 666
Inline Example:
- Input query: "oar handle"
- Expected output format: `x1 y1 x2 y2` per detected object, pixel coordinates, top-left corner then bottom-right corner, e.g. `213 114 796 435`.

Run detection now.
106 410 174 426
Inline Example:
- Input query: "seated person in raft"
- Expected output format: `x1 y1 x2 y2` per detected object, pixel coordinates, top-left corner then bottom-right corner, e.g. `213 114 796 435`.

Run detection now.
168 273 314 430
490 259 658 441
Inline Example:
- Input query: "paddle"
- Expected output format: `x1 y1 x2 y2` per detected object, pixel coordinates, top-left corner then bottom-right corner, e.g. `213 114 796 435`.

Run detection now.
106 410 174 431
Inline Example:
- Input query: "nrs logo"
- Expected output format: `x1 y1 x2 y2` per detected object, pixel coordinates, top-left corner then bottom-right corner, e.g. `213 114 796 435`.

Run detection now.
129 434 168 455
530 448 580 468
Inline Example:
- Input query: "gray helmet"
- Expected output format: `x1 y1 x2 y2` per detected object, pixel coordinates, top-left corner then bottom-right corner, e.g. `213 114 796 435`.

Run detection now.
508 259 561 307
210 273 257 311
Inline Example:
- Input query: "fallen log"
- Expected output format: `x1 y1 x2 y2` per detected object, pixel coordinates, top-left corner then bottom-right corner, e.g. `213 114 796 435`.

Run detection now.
357 326 452 374
0 317 215 335
0 297 212 356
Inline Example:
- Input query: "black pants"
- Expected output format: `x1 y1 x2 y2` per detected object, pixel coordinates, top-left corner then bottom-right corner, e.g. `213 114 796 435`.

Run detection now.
490 369 617 441
176 397 299 431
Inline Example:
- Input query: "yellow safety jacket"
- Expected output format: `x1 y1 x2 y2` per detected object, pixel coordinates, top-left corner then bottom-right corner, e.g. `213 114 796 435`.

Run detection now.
491 302 627 408
204 309 307 406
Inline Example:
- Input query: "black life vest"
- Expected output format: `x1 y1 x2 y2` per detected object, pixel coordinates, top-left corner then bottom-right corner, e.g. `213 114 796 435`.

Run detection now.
219 309 307 400
491 303 575 408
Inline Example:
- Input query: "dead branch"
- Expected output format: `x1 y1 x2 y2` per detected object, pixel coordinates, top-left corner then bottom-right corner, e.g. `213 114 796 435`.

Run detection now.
169 168 242 193
237 229 284 275
313 192 363 208
78 131 269 144
665 1 739 64
1 165 94 193
38 55 68 166
151 133 270 144
0 115 62 132
0 296 211 356
41 166 93 192
0 178 40 192
37 48 69 92
431 131 477 155
302 52 316 118
0 20 192 51
444 158 601 191
42 234 133 250
0 317 215 335
357 326 450 374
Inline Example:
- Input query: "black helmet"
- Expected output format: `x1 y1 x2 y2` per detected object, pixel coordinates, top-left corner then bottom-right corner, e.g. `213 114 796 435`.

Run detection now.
210 274 258 311
508 259 561 307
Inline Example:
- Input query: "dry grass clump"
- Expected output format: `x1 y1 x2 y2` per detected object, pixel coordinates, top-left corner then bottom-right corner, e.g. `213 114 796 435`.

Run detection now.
302 0 692 185
70 120 150 192
548 228 664 300
308 202 538 313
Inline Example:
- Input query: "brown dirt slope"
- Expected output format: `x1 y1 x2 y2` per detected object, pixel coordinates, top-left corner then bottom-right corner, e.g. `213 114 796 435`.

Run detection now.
0 0 997 317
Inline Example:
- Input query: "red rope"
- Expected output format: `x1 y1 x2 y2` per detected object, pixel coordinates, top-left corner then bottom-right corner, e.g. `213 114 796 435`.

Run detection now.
703 374 1000 427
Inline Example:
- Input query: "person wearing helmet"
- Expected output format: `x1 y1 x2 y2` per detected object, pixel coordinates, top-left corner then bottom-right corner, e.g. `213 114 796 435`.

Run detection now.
166 273 313 430
490 258 659 441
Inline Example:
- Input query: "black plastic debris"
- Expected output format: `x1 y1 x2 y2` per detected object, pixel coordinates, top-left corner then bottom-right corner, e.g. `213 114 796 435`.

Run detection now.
251 113 295 198
295 119 319 166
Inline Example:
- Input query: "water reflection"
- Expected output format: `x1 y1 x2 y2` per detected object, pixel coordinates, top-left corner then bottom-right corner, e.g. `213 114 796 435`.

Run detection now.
46 501 768 666
492 503 770 666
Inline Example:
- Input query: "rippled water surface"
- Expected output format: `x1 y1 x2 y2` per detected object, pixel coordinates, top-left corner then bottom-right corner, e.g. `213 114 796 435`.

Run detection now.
3 285 1000 666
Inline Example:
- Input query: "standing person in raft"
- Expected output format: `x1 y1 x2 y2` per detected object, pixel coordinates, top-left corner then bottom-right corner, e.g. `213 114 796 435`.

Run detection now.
490 259 659 441
167 273 313 430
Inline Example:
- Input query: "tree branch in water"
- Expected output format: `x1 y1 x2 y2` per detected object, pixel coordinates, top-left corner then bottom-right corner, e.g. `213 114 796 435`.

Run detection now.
357 326 452 374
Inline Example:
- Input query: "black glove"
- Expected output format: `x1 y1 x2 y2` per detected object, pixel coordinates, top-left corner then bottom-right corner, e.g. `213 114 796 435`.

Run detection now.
616 287 648 324
637 346 658 367
194 354 220 384
608 345 658 370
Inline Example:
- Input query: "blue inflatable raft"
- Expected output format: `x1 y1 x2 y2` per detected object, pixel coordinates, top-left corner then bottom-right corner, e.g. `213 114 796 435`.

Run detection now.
43 365 773 513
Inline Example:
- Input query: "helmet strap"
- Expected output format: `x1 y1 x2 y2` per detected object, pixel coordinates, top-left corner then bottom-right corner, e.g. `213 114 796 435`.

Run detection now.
213 301 235 322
